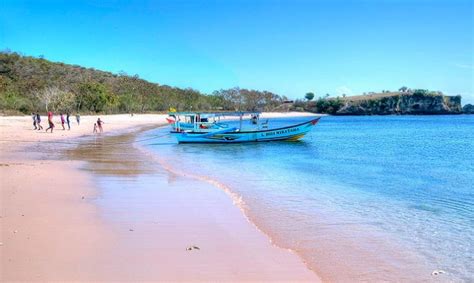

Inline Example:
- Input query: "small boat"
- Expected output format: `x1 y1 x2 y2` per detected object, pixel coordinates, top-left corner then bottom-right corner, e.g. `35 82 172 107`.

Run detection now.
168 112 321 143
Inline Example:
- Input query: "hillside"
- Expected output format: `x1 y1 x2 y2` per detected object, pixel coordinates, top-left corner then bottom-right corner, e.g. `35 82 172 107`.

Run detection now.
0 52 284 114
340 92 404 101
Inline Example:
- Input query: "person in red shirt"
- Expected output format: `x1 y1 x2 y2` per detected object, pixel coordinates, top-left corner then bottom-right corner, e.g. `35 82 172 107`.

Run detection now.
45 111 55 133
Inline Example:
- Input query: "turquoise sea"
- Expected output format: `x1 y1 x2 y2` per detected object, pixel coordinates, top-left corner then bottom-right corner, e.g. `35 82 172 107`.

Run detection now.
145 115 473 281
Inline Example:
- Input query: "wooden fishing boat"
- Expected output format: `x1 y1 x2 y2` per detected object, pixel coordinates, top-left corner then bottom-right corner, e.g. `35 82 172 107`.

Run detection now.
168 112 321 143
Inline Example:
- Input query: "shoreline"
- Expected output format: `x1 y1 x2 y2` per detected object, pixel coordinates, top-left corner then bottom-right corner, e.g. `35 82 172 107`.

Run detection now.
1 113 321 281
136 139 316 272
141 118 442 282
1 114 167 280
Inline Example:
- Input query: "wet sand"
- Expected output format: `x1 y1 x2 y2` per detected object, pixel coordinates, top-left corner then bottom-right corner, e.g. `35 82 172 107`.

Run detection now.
0 113 320 281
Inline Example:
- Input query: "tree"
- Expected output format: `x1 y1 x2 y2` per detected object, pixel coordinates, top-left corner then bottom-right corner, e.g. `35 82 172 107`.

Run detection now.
412 89 428 97
53 91 76 112
35 86 76 112
399 86 408 92
313 97 343 114
77 82 109 112
37 86 60 112
241 89 261 111
0 90 31 113
305 92 315 101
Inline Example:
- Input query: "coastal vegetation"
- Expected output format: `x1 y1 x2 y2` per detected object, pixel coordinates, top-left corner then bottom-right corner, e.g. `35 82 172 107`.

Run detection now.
0 51 286 114
463 104 474 114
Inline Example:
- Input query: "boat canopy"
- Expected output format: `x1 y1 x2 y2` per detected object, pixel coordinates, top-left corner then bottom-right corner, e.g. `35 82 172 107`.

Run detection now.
168 111 261 117
168 111 263 132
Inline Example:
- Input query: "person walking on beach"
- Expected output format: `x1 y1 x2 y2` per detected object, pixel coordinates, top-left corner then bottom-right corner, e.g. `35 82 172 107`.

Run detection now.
59 113 66 130
36 113 43 130
93 123 98 134
66 113 71 130
45 111 55 133
76 114 80 125
97 118 104 133
32 113 37 130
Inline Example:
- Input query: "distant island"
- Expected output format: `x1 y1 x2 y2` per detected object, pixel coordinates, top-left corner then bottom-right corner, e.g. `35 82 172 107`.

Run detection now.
0 51 471 115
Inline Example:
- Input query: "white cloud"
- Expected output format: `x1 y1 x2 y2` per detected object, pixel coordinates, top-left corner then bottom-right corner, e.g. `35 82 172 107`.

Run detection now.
335 86 353 96
453 63 473 69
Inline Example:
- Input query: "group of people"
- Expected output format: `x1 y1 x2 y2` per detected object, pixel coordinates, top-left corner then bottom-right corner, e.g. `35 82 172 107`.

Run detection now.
93 118 104 134
32 112 104 134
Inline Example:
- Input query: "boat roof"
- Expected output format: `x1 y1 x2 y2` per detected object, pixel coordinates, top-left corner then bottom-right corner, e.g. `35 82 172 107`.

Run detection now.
168 111 261 117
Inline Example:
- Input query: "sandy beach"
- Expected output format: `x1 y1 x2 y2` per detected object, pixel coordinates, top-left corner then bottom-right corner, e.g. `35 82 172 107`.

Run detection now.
0 113 321 281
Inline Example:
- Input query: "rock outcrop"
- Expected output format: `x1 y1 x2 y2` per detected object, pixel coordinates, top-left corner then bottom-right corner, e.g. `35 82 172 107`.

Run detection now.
335 93 463 115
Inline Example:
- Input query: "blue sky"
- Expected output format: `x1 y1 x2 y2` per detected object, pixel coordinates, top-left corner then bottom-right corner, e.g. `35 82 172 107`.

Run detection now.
1 0 473 103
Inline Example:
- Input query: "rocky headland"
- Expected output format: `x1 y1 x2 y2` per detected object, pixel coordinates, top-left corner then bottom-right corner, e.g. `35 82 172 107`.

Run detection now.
336 93 463 115
302 91 465 115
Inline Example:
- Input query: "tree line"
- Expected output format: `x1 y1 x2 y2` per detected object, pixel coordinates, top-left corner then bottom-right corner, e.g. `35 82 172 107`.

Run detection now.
0 51 286 114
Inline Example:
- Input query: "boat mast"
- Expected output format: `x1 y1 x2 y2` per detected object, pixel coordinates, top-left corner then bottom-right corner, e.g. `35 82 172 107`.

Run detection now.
175 114 180 132
193 114 198 132
239 112 243 130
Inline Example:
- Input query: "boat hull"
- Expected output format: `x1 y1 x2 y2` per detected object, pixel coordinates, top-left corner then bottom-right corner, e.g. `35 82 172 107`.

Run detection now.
172 117 320 143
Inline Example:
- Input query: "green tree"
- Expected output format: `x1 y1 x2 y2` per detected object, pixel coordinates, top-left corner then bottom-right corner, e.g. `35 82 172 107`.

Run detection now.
305 92 315 101
412 89 429 98
398 86 408 92
0 90 31 113
77 82 109 112
53 90 76 112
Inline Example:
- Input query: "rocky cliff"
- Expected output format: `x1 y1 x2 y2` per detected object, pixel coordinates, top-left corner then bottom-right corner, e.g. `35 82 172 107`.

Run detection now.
335 93 463 115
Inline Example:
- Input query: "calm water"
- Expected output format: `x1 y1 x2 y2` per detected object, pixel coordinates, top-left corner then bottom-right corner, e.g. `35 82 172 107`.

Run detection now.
145 115 474 281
